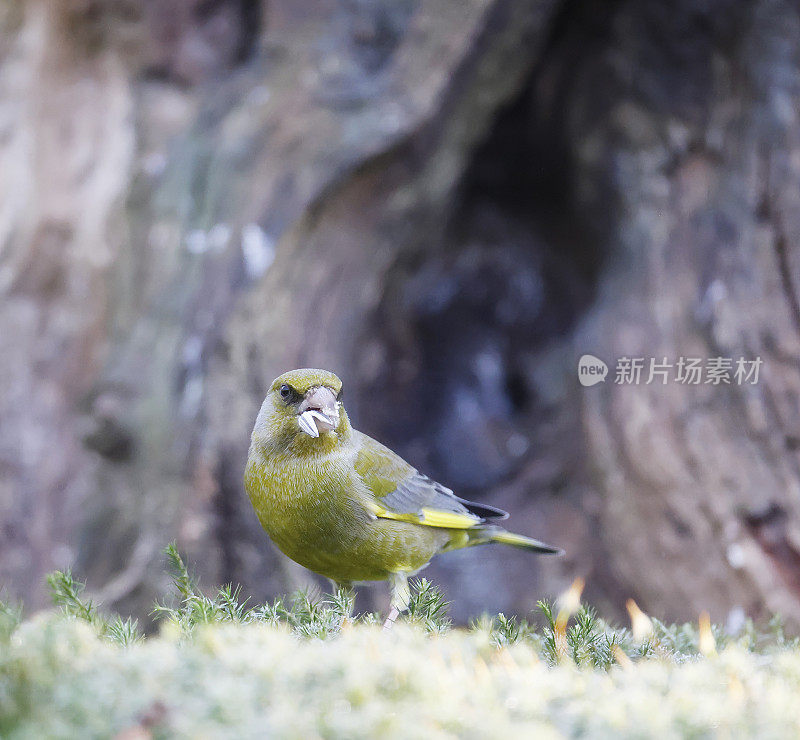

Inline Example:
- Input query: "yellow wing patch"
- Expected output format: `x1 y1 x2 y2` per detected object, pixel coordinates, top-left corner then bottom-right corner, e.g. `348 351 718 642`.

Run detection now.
366 502 415 523
367 501 480 530
419 507 480 529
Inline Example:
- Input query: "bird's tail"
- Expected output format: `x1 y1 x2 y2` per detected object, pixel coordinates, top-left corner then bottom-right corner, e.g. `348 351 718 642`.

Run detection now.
444 526 563 555
487 529 563 555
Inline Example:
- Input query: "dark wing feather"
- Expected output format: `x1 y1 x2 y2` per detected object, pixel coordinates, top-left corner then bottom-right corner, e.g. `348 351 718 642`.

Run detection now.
454 496 509 521
382 473 509 520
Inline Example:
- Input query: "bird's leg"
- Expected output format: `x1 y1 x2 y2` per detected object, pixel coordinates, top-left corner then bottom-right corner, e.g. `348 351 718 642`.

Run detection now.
383 606 400 630
383 572 410 631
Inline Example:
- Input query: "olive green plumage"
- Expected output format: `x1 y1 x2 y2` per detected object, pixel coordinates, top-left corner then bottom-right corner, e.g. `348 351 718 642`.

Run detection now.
245 368 562 618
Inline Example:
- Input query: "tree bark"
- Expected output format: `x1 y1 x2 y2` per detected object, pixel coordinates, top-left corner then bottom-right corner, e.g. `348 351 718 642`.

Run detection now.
1 0 800 627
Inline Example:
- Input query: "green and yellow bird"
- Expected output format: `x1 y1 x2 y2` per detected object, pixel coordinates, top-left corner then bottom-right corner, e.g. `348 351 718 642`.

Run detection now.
245 368 562 627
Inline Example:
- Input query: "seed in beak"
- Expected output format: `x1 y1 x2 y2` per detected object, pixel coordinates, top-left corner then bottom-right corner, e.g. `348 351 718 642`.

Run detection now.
298 409 336 437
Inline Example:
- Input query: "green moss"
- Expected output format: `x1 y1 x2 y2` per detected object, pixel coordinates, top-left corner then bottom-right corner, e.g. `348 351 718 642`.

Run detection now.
2 615 800 739
1 550 799 737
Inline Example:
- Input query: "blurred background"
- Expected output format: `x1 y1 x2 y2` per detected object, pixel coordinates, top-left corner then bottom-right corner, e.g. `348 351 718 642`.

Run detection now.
2 0 800 628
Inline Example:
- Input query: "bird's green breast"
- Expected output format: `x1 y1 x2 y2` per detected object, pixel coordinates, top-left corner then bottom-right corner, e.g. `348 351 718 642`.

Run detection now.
245 444 446 583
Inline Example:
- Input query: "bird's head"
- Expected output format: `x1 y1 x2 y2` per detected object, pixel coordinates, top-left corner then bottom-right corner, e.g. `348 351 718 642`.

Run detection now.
251 368 350 453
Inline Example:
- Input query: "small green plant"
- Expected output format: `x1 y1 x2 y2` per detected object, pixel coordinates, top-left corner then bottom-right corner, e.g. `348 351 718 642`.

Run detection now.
405 578 451 633
0 598 21 642
45 570 141 647
537 599 649 668
151 543 365 638
150 546 456 639
491 612 523 646
152 544 254 630
471 611 536 648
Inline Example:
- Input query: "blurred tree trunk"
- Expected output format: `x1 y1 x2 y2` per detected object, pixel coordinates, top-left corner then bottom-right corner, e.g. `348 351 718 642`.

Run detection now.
1 0 800 627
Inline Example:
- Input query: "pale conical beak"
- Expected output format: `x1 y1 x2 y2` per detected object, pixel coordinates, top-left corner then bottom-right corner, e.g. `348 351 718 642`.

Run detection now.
297 386 340 437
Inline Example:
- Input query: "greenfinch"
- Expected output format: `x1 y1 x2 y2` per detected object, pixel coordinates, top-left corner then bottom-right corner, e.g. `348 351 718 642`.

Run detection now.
245 368 562 627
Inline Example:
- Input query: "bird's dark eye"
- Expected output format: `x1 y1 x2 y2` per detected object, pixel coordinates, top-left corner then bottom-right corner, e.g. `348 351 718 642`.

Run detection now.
336 388 343 402
279 384 299 403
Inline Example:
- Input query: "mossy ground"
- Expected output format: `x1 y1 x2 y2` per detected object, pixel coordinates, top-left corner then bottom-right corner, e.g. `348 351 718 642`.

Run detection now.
1 547 799 739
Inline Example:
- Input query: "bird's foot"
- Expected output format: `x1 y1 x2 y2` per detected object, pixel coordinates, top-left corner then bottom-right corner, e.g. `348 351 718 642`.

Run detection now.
382 606 400 631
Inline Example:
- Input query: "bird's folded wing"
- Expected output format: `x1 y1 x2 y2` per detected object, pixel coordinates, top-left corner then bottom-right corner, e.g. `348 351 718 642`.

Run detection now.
354 433 507 529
